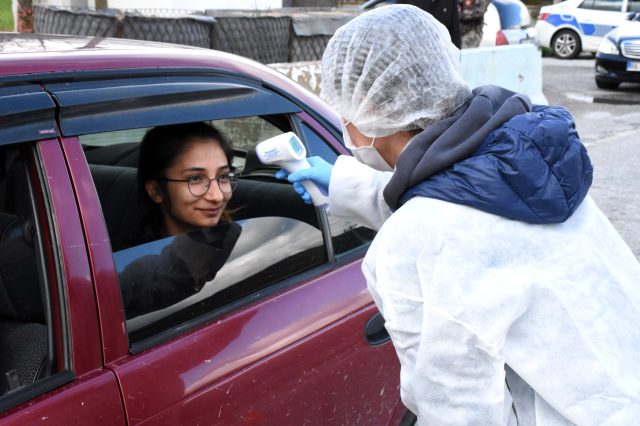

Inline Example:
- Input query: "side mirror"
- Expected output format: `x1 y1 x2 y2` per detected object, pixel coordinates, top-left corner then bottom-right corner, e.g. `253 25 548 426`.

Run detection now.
627 11 639 21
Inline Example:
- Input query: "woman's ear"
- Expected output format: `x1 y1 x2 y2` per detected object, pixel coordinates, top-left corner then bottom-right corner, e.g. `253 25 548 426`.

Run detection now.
145 180 164 204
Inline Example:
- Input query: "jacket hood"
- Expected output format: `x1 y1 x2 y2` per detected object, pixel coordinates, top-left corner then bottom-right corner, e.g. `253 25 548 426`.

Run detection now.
384 85 593 224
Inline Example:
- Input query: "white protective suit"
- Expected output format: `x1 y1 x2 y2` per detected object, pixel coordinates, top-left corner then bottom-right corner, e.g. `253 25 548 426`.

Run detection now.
329 155 640 425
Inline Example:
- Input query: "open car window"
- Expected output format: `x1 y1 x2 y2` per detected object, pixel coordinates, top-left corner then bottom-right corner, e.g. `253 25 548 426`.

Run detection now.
80 115 334 349
118 217 325 345
297 120 377 256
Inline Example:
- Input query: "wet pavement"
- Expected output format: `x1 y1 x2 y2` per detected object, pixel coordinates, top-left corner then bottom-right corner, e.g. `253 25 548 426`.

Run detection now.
543 55 640 259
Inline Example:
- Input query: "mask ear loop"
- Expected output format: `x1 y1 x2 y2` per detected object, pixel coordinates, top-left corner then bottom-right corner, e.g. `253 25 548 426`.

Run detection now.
342 120 376 147
345 120 377 148
342 120 354 150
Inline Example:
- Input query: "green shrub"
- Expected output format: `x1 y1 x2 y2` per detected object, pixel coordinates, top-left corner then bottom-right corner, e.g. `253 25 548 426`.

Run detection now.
0 0 14 32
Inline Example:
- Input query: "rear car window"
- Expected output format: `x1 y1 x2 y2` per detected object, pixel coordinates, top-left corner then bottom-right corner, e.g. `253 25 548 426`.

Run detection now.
0 143 61 409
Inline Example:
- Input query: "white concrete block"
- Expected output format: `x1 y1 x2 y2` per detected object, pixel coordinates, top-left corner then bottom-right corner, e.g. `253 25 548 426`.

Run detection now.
269 44 548 106
461 44 548 105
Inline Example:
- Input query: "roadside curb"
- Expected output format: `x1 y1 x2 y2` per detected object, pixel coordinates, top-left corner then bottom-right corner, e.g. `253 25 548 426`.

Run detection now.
565 92 640 105
593 96 640 105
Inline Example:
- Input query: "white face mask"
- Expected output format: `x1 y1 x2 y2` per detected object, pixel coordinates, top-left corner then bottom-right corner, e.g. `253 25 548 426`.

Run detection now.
342 121 393 172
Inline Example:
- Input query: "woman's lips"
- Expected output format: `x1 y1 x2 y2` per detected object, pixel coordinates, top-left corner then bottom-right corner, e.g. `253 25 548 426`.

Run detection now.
197 208 220 217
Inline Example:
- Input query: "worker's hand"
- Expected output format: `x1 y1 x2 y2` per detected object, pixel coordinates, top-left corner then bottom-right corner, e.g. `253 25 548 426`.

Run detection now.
275 156 333 205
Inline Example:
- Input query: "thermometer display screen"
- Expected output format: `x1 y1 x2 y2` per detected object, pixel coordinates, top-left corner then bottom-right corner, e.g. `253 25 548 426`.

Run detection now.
288 136 305 156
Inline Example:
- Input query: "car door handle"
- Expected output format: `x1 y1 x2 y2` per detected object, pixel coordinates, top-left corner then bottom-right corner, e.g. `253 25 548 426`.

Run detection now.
364 312 390 346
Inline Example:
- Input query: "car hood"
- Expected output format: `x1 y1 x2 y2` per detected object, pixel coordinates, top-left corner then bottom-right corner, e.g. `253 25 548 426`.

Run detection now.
612 21 640 40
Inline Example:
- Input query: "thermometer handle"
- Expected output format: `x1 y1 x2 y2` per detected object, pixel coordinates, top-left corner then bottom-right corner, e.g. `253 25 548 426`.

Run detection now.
282 160 329 207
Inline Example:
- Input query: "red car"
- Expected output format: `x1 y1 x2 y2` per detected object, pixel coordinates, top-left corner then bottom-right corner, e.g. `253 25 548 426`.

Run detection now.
0 33 408 425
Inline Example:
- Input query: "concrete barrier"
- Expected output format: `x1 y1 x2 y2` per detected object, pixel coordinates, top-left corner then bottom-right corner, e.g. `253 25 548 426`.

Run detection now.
460 44 547 105
269 43 548 106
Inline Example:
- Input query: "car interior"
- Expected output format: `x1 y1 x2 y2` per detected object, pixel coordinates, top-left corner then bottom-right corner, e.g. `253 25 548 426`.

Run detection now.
82 119 319 253
0 145 51 398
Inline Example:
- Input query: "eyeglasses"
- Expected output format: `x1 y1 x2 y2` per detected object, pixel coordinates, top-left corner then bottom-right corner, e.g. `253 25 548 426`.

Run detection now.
160 172 238 196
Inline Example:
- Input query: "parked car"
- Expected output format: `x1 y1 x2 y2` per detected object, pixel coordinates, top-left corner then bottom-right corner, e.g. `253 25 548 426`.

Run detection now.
535 0 640 59
0 33 407 425
595 11 640 88
479 0 537 47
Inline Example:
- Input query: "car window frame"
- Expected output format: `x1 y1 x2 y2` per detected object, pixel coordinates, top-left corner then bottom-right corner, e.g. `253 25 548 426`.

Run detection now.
48 69 356 354
579 0 625 11
0 142 76 412
0 85 74 411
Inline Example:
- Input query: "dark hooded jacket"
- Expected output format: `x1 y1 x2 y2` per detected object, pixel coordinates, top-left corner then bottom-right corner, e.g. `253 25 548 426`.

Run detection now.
383 85 593 224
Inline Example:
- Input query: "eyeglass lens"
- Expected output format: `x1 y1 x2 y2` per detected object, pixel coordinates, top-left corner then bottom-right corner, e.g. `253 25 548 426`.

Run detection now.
188 174 237 196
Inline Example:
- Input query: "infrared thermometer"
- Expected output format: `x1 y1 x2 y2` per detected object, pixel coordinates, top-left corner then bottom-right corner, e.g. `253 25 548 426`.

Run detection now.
256 132 329 208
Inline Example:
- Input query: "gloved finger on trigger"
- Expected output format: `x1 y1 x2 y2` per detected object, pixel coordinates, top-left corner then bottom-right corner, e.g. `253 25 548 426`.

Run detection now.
293 182 307 195
275 169 288 180
287 169 312 183
307 156 326 167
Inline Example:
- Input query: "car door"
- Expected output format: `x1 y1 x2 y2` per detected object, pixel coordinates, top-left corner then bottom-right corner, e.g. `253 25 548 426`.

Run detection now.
49 70 402 425
0 86 125 423
576 0 629 50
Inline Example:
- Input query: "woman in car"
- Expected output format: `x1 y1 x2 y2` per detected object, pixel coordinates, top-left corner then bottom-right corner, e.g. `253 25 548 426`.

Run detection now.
120 122 241 319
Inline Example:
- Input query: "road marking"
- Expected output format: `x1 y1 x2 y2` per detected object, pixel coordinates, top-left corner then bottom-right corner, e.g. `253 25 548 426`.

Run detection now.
565 91 640 105
565 92 593 103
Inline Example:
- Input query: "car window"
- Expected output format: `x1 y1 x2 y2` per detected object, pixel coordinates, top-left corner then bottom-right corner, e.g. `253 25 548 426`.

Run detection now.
0 144 59 409
628 0 640 12
298 121 340 161
81 116 330 348
579 0 595 9
297 121 377 256
213 116 283 151
121 216 326 343
580 0 624 11
212 115 284 174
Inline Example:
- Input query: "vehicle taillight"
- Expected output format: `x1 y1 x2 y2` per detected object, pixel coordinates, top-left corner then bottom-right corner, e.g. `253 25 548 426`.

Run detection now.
538 12 550 21
496 30 508 46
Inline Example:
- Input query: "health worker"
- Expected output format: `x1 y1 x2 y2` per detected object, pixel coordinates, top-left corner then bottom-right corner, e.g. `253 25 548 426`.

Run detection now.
279 5 640 425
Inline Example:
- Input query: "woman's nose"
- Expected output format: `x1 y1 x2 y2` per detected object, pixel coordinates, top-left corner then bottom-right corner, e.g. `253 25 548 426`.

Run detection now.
203 180 224 201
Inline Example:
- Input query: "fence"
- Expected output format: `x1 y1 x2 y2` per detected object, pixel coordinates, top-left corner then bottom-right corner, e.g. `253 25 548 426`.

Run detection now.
33 2 489 63
32 5 360 63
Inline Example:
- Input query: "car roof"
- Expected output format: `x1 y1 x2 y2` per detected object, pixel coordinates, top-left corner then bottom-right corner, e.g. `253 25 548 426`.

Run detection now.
0 32 196 54
0 32 338 125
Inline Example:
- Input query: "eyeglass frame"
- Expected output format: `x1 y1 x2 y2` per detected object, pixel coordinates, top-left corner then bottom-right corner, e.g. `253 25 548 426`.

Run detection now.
157 171 238 197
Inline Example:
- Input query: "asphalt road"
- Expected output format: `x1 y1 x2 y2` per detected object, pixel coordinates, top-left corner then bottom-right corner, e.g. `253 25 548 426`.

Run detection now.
542 56 640 259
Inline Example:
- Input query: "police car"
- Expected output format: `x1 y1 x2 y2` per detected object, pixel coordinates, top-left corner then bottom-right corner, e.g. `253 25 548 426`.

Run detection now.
535 0 639 59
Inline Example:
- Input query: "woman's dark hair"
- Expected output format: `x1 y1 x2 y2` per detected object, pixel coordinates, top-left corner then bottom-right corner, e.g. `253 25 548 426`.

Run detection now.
137 122 234 237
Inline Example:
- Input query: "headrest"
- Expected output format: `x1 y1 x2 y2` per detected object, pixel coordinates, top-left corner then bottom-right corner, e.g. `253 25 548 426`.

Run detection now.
0 213 43 323
89 164 141 251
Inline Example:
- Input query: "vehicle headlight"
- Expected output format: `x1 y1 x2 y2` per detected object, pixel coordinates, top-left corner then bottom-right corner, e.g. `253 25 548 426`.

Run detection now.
598 37 619 55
